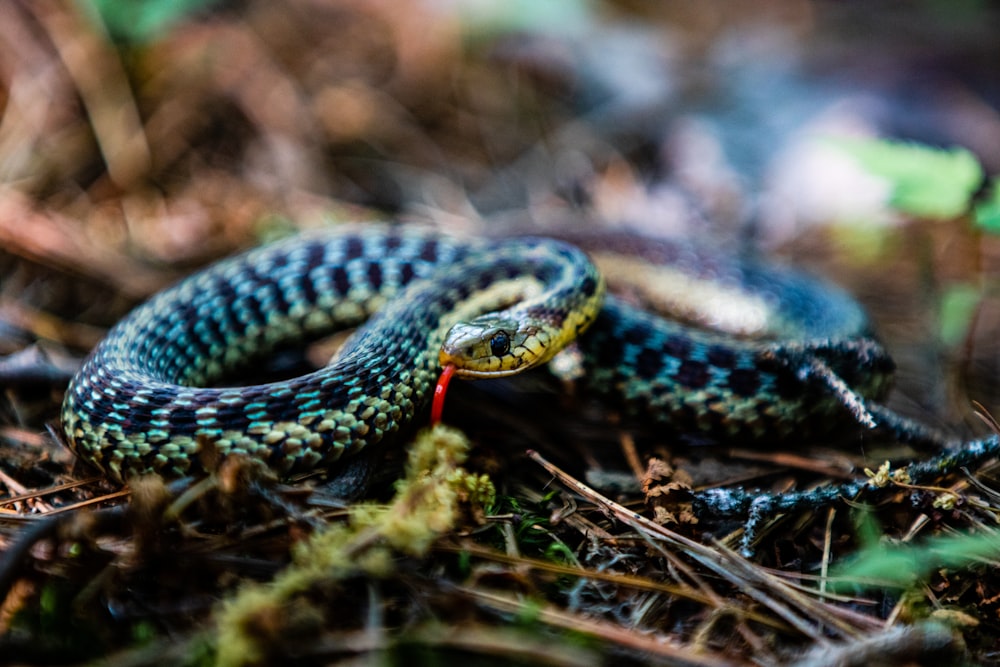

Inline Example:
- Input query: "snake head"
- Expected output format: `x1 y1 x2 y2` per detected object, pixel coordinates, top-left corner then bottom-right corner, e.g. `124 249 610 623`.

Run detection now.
439 316 549 378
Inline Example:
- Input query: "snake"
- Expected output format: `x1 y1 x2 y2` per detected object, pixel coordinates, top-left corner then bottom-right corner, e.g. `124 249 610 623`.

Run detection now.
61 224 896 483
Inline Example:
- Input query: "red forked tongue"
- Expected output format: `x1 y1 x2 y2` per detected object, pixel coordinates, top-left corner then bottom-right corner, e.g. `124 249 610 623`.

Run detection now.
430 363 456 425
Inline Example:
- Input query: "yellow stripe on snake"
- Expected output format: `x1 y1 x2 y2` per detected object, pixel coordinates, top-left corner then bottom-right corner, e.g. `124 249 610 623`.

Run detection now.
61 224 894 483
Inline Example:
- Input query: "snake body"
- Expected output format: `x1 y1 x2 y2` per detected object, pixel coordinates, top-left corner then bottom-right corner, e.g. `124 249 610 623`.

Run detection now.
62 225 895 482
61 227 601 481
578 234 894 442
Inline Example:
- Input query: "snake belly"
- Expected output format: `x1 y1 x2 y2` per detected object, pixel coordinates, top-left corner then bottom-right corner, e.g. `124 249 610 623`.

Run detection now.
61 226 601 481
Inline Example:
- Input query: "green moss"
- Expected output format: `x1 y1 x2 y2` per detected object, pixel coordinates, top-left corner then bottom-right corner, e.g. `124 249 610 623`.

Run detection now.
213 424 494 667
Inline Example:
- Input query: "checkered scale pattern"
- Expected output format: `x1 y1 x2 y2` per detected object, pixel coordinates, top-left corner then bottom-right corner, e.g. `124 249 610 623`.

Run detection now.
62 225 894 482
61 226 602 480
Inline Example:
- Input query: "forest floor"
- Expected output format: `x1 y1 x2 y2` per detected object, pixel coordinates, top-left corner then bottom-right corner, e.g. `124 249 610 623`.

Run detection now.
2 2 1000 665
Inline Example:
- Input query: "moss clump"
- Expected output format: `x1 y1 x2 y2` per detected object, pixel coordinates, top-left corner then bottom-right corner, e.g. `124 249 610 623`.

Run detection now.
214 424 494 667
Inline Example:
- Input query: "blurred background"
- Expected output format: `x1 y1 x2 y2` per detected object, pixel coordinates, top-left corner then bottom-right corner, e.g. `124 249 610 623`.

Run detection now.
2 0 1000 430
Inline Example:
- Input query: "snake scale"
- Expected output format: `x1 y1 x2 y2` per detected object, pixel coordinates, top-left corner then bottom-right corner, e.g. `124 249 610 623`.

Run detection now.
61 224 896 482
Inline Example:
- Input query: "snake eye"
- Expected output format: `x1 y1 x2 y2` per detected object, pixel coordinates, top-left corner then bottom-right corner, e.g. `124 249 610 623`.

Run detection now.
489 331 511 358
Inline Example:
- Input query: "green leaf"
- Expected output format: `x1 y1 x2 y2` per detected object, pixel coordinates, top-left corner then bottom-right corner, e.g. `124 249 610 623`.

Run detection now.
939 283 980 348
834 545 921 589
974 178 1000 233
832 530 1000 591
458 0 595 38
544 540 576 564
79 0 217 44
830 138 983 219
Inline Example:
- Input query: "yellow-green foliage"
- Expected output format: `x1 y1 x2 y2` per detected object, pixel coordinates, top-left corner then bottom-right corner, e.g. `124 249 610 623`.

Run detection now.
831 137 982 219
214 425 495 667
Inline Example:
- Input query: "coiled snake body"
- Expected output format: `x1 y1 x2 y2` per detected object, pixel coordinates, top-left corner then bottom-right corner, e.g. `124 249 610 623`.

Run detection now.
61 225 895 482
